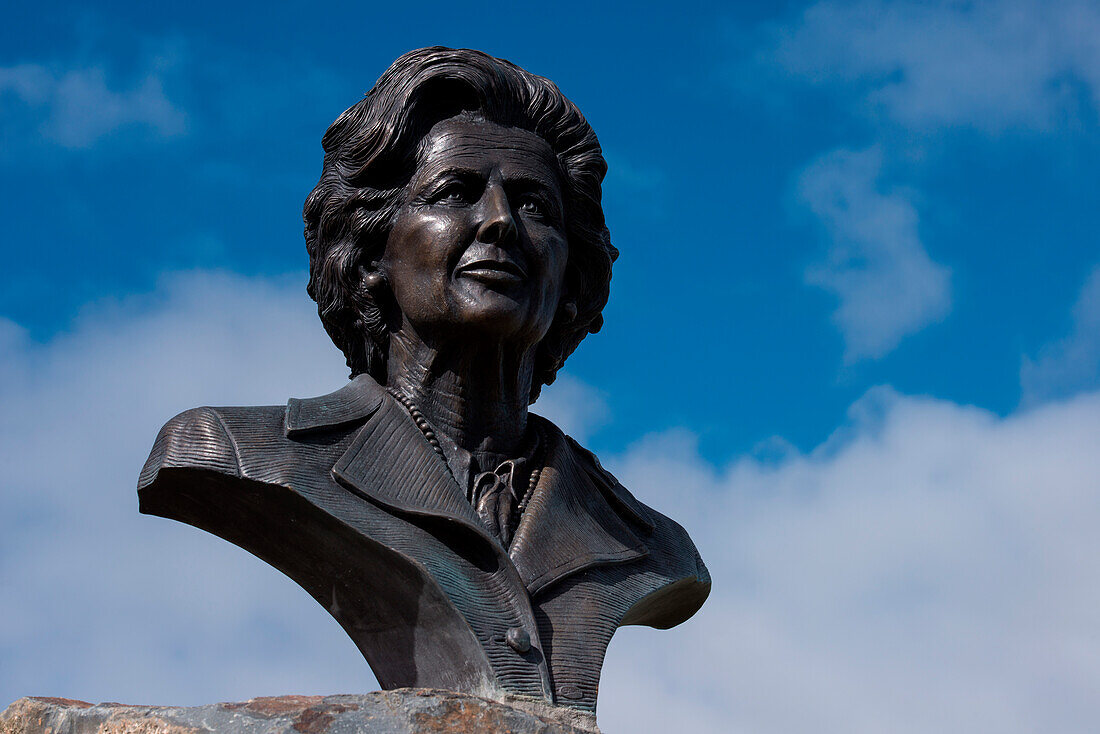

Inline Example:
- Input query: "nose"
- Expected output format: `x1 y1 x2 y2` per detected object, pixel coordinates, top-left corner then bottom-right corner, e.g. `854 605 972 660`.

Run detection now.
475 180 518 246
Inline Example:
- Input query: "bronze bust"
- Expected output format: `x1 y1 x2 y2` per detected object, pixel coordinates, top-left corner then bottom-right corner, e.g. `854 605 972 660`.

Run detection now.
138 47 709 718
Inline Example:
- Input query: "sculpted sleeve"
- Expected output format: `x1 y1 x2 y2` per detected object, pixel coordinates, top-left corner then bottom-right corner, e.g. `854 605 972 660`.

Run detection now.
563 434 711 630
619 515 711 630
138 407 242 494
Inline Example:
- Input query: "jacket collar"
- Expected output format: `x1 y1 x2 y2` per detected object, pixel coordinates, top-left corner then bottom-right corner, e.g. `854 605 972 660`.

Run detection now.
284 374 386 437
285 375 651 596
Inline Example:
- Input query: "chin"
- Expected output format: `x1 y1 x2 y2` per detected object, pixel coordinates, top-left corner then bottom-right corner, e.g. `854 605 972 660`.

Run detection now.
445 282 538 333
446 301 548 344
456 307 533 338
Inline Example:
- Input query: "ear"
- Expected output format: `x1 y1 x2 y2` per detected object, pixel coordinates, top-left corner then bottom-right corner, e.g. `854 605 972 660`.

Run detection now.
356 262 400 333
556 267 578 323
357 261 388 292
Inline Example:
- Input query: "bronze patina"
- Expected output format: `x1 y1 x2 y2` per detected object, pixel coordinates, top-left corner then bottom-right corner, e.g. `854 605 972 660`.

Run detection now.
138 47 710 719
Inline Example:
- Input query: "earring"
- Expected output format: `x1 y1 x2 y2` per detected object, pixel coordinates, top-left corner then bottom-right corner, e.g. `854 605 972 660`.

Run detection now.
362 270 386 291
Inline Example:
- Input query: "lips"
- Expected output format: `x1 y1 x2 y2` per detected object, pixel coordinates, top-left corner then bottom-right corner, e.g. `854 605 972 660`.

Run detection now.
455 257 527 283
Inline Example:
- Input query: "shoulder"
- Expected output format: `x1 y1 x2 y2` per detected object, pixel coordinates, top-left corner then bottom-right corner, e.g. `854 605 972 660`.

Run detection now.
137 404 286 490
553 426 711 628
137 377 385 495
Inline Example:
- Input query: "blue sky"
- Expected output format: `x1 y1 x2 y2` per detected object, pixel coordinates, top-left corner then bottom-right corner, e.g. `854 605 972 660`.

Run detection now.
2 2 1099 732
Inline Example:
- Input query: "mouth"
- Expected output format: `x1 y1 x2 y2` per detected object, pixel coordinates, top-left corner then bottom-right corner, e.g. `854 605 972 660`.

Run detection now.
455 258 528 284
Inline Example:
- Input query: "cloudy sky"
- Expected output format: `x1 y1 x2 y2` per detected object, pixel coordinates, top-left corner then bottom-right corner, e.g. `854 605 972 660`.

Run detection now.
2 1 1098 732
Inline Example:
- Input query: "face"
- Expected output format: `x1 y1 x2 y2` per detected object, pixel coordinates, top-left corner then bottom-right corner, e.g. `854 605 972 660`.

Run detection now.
381 117 569 347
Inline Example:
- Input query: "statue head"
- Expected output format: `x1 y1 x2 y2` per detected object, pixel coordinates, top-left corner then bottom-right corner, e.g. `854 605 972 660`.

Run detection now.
303 46 616 402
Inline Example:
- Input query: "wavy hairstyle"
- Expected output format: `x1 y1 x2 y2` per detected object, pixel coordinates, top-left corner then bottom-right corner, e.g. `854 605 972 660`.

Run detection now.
303 47 616 402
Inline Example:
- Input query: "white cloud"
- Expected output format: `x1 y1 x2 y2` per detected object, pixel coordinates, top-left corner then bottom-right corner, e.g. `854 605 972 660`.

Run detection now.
599 386 1100 734
764 0 1100 133
4 271 1099 733
797 146 951 360
0 64 53 105
745 1 1098 361
0 63 185 148
1021 265 1100 404
533 375 608 445
0 271 363 705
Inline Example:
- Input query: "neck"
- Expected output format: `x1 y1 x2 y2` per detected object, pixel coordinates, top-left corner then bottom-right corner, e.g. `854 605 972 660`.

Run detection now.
385 327 534 462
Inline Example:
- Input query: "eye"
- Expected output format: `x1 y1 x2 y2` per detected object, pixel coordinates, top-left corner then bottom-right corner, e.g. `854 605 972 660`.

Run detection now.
516 194 545 216
433 180 472 205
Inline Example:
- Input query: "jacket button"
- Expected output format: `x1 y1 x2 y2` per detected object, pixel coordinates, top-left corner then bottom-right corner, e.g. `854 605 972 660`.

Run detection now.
559 684 583 700
506 627 531 653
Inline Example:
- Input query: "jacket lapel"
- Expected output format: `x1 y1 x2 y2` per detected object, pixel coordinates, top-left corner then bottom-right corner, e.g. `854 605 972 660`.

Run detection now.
332 396 490 536
509 419 649 597
286 374 486 535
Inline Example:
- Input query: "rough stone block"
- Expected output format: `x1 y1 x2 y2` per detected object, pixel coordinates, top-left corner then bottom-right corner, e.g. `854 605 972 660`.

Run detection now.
1 689 600 734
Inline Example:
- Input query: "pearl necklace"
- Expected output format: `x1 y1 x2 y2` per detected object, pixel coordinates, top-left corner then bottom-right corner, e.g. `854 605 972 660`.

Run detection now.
519 453 542 514
386 387 542 514
387 387 444 457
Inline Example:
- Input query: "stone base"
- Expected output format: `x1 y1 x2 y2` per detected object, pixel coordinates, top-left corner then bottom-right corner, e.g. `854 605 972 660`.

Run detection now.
0 690 600 734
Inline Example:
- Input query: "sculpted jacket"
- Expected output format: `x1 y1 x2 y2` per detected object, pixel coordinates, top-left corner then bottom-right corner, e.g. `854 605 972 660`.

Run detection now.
137 374 710 713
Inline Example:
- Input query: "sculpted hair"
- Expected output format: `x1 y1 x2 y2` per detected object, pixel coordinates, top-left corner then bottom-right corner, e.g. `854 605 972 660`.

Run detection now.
303 46 616 402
